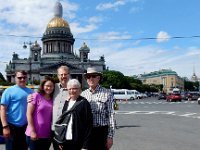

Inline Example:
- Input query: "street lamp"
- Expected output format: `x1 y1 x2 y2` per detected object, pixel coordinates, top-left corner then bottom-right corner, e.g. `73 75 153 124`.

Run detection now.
23 41 33 85
23 41 33 49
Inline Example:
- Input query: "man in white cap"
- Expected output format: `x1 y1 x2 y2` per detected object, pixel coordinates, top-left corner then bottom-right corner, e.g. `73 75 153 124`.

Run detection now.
81 67 115 150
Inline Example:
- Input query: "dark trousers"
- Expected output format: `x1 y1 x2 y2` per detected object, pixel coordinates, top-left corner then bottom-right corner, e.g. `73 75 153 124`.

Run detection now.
5 123 28 150
89 126 108 150
52 130 60 150
62 140 81 150
26 136 51 150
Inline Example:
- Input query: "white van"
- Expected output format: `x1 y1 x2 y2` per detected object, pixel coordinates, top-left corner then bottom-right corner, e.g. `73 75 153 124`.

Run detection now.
112 89 136 100
130 90 140 99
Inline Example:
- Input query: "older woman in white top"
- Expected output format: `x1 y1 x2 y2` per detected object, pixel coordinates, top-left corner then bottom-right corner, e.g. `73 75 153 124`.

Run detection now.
58 79 93 150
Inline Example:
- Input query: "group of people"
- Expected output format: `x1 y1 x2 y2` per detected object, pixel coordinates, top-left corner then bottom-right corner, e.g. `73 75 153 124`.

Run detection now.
0 66 115 150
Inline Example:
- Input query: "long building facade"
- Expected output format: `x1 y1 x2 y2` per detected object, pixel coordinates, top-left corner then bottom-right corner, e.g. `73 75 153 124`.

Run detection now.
5 2 106 88
138 69 184 93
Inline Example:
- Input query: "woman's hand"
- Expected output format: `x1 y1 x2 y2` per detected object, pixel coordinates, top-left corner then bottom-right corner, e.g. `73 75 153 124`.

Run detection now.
30 131 38 141
59 145 63 150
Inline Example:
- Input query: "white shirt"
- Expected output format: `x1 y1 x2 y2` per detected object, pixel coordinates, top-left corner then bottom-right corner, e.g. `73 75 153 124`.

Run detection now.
66 100 76 140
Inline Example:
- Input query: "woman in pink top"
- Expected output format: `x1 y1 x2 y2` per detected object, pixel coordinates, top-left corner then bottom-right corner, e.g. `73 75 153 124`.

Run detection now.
25 77 55 150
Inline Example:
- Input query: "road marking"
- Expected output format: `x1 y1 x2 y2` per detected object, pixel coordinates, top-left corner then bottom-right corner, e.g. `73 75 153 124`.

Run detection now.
117 101 197 105
115 111 200 119
179 113 197 117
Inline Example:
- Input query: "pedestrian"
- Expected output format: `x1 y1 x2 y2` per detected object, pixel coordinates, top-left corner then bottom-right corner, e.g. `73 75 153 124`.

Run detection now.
54 79 93 150
25 77 55 150
1 70 33 150
52 66 70 149
27 65 70 150
81 67 115 150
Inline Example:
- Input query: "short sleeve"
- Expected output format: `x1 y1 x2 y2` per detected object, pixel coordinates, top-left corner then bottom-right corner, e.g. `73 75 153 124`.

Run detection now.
1 88 11 105
31 93 40 106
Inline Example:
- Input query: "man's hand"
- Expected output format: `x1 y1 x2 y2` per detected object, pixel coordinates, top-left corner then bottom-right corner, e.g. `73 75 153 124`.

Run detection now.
27 94 33 103
106 138 113 150
3 127 11 138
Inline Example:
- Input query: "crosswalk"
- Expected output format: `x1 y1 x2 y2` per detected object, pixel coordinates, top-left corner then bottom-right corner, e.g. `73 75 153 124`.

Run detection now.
115 110 200 119
117 101 197 105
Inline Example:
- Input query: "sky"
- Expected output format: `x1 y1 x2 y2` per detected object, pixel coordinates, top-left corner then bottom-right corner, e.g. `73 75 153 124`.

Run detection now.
0 0 200 79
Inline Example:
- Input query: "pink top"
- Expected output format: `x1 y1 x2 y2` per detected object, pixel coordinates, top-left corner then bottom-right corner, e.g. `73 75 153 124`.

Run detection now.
25 92 53 138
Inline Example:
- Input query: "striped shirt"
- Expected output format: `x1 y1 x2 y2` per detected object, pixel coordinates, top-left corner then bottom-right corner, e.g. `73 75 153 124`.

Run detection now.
81 85 115 138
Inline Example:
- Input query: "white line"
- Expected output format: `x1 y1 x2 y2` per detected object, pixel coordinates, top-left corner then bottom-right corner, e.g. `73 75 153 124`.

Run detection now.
179 113 197 117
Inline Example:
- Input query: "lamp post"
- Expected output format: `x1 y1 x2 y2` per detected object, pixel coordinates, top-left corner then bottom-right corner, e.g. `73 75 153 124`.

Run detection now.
162 77 166 93
23 41 33 85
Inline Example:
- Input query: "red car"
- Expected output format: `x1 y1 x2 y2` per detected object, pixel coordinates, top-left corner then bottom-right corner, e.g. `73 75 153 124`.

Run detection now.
166 93 182 102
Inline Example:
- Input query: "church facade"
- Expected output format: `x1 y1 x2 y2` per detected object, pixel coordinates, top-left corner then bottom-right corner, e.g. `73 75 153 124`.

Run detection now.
5 2 106 87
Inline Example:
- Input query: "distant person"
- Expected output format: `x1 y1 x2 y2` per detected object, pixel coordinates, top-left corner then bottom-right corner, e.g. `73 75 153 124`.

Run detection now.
81 67 115 150
27 65 70 150
55 79 93 150
1 70 33 150
25 77 55 150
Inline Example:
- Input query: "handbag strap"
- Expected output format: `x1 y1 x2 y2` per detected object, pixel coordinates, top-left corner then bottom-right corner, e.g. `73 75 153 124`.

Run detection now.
61 99 82 117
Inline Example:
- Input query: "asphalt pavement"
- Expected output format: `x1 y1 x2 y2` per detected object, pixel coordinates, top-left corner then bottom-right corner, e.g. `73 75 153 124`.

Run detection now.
0 97 200 150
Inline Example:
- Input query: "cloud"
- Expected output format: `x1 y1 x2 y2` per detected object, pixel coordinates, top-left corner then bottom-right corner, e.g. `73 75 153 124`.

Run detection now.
96 0 142 11
96 1 126 11
97 32 132 40
156 31 170 43
0 0 78 36
71 22 98 34
86 38 199 78
88 16 103 24
129 7 143 13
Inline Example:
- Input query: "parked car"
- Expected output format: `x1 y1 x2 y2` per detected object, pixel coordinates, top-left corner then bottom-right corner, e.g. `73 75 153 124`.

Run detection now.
166 93 182 102
186 92 200 101
197 97 200 104
158 93 166 100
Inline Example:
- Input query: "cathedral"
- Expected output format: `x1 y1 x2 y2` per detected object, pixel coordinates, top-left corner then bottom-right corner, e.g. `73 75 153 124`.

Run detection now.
5 1 106 87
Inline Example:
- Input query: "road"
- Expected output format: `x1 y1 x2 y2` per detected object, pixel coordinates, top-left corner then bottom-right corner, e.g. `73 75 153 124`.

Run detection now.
0 97 200 150
111 97 200 150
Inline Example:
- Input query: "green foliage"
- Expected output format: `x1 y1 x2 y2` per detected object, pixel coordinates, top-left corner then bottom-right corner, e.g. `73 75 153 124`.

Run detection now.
0 81 14 86
33 79 40 85
101 70 159 92
101 70 130 89
0 73 6 82
184 80 199 91
51 75 59 83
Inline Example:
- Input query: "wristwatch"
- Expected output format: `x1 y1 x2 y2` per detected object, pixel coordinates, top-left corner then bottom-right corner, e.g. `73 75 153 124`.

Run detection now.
3 125 9 129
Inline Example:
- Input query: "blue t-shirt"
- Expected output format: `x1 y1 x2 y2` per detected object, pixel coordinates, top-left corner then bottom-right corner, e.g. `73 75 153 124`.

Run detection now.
1 85 33 126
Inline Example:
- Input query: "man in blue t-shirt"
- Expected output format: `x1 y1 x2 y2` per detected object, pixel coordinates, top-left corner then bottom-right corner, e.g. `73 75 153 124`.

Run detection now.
1 70 33 150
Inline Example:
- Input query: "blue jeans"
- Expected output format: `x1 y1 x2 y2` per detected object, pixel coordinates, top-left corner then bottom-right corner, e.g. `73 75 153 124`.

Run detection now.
26 136 51 150
5 124 28 150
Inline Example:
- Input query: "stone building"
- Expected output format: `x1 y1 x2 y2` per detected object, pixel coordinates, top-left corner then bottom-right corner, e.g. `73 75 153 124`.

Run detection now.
5 1 106 87
138 69 184 93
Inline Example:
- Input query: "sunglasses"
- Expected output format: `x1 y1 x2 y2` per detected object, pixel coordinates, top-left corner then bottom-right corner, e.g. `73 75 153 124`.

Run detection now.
86 75 99 79
17 76 27 80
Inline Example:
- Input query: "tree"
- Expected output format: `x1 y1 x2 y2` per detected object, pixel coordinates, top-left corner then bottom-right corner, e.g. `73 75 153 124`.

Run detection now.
101 70 160 93
102 70 130 89
184 80 199 91
0 73 6 82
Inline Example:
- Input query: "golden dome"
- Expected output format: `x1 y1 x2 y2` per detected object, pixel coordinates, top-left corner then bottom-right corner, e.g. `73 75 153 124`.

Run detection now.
47 17 69 28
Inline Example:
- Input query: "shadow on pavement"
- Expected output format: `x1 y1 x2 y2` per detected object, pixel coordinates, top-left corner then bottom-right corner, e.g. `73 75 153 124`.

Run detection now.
116 125 141 129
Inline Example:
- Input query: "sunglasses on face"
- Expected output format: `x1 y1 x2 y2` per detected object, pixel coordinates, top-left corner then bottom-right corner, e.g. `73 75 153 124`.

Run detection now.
17 76 27 80
86 75 99 79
